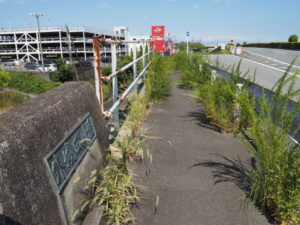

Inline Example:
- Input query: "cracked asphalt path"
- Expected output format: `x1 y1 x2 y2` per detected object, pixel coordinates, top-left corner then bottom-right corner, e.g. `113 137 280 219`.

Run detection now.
131 72 271 225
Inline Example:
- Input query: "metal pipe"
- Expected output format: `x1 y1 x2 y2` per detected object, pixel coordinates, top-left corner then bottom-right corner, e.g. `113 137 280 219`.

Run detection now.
142 43 146 80
102 51 152 82
104 62 151 118
111 43 119 123
104 39 151 44
92 36 104 113
133 43 137 89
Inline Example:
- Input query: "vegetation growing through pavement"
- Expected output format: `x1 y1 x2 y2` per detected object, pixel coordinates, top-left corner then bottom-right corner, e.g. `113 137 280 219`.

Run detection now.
175 52 300 224
146 53 171 102
74 52 172 224
74 94 154 224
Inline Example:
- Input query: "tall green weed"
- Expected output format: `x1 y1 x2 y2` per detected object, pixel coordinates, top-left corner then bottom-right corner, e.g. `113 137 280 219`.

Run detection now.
177 52 300 224
146 54 171 102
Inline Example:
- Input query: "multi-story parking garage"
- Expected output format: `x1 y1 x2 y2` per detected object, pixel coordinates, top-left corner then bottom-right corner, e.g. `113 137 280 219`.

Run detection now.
0 26 127 63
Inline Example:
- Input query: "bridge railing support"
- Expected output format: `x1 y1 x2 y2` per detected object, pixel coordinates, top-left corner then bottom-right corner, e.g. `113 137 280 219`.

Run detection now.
93 36 152 123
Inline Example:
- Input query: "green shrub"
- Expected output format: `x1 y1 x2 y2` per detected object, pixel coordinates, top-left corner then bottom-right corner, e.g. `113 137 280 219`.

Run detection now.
244 42 300 50
8 72 61 94
176 42 205 52
52 58 75 82
289 34 298 43
172 51 190 72
212 49 231 55
179 53 211 88
117 55 134 91
180 54 300 224
146 54 171 102
0 70 11 90
247 64 300 224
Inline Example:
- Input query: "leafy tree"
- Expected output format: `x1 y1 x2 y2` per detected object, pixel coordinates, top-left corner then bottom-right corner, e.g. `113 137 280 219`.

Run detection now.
53 58 74 82
243 41 247 45
0 70 11 89
288 34 298 42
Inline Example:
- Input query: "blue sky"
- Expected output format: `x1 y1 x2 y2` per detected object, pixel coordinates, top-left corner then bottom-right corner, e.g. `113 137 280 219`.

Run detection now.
0 0 299 44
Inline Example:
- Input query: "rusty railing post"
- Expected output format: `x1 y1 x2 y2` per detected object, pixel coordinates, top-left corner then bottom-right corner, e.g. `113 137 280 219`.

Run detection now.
111 43 119 123
92 36 104 113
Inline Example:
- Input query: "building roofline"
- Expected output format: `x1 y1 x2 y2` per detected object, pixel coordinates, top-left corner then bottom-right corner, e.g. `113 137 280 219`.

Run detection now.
0 26 119 36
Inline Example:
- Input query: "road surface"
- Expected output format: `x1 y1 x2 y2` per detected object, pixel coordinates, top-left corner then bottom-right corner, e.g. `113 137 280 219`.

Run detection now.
208 48 300 93
243 47 300 67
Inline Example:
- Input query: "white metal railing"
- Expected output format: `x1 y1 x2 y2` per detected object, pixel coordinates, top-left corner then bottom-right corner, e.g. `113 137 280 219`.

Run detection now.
93 37 151 122
0 47 128 54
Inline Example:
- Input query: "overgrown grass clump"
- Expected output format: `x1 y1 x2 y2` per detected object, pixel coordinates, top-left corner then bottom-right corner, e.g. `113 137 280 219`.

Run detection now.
75 94 150 225
247 66 300 225
8 72 61 94
0 91 28 113
146 54 171 102
74 158 145 225
175 52 300 224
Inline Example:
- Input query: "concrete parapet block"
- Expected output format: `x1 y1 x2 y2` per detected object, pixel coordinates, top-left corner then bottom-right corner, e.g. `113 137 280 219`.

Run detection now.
0 82 109 225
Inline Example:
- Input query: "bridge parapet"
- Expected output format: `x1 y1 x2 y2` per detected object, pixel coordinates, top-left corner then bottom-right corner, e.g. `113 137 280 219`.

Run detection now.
0 82 109 225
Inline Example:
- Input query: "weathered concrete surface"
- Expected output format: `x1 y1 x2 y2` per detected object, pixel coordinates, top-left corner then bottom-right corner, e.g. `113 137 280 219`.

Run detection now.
131 72 271 225
0 82 109 225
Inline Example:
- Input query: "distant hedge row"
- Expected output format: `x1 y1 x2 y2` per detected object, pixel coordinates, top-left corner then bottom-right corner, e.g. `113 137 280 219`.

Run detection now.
244 42 300 50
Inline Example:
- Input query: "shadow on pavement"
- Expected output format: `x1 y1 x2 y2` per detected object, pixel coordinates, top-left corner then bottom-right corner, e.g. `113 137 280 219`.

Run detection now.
191 154 252 192
180 110 221 133
191 154 275 224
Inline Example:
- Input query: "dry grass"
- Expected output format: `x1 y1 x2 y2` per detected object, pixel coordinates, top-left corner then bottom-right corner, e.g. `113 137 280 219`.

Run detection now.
0 91 28 114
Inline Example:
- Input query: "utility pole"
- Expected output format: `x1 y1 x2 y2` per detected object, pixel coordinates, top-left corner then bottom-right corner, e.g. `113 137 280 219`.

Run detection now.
30 13 45 72
65 25 80 81
186 31 190 54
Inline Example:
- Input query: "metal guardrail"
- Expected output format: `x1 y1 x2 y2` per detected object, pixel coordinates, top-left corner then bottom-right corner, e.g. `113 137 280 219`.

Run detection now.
210 65 300 145
92 36 151 123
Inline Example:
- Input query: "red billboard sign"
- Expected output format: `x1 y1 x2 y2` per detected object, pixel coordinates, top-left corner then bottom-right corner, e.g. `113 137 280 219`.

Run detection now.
152 40 165 52
151 26 165 37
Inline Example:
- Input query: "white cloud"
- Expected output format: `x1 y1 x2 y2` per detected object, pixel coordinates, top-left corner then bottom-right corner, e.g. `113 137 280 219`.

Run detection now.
192 4 200 8
99 2 108 8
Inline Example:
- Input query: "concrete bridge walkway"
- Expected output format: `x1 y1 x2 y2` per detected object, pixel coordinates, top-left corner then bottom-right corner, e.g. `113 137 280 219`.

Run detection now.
131 72 271 225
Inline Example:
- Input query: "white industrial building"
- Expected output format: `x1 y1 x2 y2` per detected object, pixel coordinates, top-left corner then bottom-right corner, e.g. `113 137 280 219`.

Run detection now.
114 26 150 55
0 26 127 62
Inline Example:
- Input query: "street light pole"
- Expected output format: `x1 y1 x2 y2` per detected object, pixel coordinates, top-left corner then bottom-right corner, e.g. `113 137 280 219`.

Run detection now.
30 13 44 72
